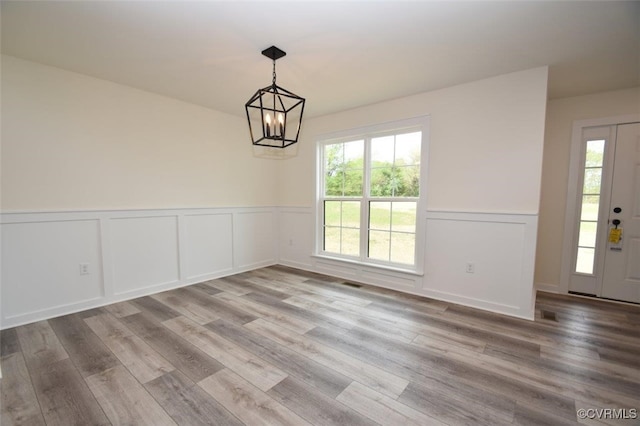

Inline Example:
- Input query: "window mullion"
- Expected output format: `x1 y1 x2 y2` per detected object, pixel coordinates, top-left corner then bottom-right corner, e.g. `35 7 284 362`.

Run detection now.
361 135 371 262
388 201 393 261
318 145 325 255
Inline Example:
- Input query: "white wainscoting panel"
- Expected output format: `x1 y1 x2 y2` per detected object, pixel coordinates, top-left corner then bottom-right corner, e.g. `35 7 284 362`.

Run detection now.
110 215 180 296
1 219 103 322
277 207 538 320
424 211 538 319
2 206 538 327
233 210 277 270
183 213 233 280
1 207 278 329
278 207 315 270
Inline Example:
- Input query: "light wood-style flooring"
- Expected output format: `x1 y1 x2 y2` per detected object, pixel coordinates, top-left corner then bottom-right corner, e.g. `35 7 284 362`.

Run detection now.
1 265 639 425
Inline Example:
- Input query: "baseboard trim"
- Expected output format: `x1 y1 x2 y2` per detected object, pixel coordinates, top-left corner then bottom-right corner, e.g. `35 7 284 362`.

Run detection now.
535 282 560 294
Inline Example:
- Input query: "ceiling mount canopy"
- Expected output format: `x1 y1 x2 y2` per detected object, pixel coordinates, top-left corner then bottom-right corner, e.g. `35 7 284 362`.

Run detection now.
245 46 306 149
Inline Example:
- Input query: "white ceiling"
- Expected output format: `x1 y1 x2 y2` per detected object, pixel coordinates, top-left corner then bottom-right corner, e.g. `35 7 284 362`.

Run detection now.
2 1 639 118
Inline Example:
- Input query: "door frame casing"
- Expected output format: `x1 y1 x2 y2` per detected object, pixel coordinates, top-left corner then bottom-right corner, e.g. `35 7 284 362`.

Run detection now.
560 114 640 295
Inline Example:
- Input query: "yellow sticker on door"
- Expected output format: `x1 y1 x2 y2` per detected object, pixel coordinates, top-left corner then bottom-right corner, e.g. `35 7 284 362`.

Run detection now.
609 228 622 244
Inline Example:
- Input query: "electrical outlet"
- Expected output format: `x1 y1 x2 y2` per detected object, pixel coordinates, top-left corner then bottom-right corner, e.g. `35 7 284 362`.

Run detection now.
79 263 90 275
465 262 475 274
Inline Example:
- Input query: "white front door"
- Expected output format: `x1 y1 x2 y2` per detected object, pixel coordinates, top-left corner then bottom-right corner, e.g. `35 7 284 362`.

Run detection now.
601 123 640 303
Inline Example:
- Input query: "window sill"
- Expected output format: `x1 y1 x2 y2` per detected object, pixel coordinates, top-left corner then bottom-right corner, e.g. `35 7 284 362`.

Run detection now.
312 254 424 277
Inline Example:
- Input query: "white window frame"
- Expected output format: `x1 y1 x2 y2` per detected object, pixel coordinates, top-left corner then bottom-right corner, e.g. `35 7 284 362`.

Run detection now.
315 116 429 274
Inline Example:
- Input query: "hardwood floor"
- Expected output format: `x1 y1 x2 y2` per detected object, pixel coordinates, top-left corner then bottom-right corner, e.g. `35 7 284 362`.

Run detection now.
2 265 639 425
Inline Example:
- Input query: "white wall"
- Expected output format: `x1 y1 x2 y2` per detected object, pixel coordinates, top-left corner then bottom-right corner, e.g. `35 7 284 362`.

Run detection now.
1 55 279 211
279 67 548 213
0 56 283 328
1 57 548 326
278 67 549 319
535 87 640 292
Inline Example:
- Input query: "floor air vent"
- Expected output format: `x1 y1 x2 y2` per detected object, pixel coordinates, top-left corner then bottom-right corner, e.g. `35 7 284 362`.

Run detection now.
541 310 557 322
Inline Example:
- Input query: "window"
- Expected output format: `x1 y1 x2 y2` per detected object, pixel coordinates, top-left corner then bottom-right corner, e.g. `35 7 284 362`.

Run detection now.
318 118 427 271
575 139 605 274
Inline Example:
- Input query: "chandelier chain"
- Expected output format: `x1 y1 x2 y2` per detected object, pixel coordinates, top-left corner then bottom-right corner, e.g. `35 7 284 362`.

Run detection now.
272 60 277 86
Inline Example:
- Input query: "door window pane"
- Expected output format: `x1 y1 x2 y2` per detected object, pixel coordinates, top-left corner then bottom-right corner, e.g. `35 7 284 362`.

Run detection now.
578 221 598 247
583 168 602 194
580 195 599 221
574 138 606 275
585 140 605 167
576 247 595 274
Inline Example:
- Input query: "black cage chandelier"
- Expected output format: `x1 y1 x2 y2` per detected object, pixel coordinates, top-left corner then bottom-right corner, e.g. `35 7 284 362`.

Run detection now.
245 46 306 148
